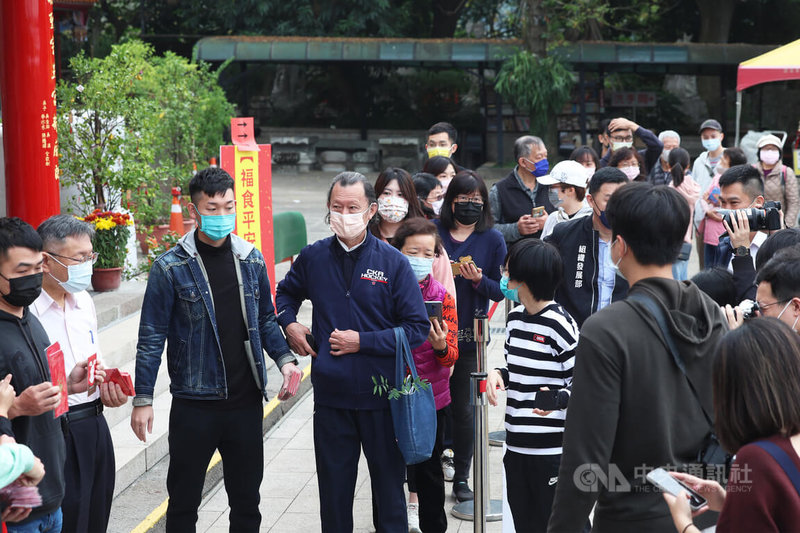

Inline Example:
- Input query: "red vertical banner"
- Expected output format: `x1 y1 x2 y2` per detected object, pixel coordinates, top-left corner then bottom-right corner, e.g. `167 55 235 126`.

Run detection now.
220 144 276 302
0 0 61 225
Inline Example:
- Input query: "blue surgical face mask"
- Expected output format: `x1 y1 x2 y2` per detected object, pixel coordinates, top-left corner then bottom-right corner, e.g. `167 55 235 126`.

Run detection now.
406 255 434 281
48 255 93 293
500 275 519 303
702 138 721 152
198 212 236 241
533 159 549 177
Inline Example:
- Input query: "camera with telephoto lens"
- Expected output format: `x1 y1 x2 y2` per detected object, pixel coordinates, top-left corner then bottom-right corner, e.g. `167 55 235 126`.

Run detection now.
722 201 782 231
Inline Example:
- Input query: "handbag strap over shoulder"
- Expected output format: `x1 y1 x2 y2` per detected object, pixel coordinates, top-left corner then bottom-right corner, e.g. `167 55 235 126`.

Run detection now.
626 292 713 427
754 440 800 498
393 327 418 387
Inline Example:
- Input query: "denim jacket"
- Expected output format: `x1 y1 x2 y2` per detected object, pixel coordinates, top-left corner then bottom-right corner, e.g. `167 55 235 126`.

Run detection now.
133 229 295 406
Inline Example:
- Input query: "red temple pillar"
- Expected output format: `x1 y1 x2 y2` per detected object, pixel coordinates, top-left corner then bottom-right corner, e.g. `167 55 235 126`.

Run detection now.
0 0 60 226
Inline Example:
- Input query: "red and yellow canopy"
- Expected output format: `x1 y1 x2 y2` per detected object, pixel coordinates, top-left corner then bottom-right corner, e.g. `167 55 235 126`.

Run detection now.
737 38 800 92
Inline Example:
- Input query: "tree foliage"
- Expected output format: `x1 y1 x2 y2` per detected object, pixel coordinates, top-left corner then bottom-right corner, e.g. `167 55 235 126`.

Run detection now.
494 51 574 134
57 40 233 217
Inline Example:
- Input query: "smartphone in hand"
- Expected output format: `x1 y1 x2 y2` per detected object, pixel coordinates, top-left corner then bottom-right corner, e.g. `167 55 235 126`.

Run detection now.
532 206 546 218
646 468 707 511
532 389 560 411
425 301 443 322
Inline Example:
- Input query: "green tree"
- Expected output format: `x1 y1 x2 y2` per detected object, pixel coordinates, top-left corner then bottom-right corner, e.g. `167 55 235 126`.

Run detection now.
57 40 159 211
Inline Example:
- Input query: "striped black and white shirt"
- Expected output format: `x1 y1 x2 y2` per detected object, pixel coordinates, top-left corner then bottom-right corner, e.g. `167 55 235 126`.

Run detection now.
498 302 579 455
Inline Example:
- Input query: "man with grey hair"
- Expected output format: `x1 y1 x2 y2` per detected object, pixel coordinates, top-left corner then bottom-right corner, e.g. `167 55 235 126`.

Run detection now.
489 135 555 243
32 214 127 533
648 130 681 185
276 172 430 532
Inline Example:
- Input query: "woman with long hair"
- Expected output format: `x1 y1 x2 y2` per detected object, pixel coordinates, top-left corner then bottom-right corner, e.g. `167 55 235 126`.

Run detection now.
435 169 506 502
664 318 800 532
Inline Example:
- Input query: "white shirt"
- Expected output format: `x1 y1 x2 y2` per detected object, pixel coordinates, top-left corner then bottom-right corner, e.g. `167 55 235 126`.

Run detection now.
597 238 615 310
727 231 767 272
30 289 101 406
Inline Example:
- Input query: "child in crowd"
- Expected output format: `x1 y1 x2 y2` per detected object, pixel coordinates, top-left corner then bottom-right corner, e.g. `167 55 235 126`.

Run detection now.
487 239 580 532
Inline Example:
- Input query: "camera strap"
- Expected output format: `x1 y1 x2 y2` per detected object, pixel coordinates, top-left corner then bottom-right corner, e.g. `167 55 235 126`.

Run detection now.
626 292 713 427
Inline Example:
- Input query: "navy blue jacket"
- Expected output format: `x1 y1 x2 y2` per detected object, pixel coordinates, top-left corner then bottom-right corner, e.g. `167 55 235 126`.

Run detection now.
275 232 430 410
434 220 506 352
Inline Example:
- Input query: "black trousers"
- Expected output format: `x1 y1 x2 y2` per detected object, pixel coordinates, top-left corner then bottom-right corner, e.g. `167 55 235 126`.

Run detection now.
406 407 447 533
166 400 263 533
450 350 477 483
503 451 561 533
62 408 115 533
314 404 406 533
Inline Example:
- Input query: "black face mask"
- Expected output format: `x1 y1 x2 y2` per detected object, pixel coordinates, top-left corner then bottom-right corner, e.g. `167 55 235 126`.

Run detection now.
0 272 43 308
453 202 483 226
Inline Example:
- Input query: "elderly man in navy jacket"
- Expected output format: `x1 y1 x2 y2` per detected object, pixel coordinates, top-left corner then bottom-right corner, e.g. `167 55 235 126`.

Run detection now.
276 172 430 533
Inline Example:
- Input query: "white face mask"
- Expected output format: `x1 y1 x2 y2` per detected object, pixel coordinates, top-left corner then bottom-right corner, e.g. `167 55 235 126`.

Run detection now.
612 141 633 151
777 300 800 331
377 196 408 223
438 177 453 194
661 148 672 162
329 208 370 240
432 199 444 216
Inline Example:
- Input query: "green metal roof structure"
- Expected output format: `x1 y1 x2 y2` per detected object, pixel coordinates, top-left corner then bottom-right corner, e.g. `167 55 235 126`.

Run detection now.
193 36 777 74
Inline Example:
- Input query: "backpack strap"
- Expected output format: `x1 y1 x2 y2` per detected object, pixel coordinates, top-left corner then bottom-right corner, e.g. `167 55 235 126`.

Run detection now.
753 440 800 498
626 292 713 426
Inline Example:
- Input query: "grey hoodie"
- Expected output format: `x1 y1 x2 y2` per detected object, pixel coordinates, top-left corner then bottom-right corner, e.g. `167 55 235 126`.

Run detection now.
548 277 728 533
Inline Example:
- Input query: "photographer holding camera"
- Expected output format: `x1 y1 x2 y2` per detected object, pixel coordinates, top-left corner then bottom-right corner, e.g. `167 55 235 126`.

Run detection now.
716 165 785 304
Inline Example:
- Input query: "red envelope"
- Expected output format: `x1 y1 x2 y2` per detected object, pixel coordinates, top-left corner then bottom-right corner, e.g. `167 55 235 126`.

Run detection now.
45 342 68 418
87 354 97 388
278 370 302 401
105 368 136 397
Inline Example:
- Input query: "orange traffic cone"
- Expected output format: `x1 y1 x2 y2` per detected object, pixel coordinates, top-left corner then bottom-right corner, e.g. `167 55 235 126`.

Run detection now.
170 187 184 234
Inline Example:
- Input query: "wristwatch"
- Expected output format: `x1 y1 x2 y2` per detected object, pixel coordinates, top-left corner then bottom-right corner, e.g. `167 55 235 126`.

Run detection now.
734 246 750 257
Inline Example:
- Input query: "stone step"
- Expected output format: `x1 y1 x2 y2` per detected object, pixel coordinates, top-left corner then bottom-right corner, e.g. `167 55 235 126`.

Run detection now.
91 279 147 330
97 311 140 371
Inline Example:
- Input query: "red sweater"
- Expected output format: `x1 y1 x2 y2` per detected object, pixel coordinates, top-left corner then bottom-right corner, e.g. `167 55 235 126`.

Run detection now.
717 434 800 532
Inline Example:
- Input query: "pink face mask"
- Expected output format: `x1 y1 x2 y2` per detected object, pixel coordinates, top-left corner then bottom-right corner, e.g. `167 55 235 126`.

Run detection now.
620 166 640 180
760 149 781 166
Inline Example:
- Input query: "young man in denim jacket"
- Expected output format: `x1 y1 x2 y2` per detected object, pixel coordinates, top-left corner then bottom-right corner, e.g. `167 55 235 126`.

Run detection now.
131 168 300 533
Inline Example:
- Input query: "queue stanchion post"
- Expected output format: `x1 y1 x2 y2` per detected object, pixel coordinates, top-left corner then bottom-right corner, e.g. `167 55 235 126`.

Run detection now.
451 311 502 523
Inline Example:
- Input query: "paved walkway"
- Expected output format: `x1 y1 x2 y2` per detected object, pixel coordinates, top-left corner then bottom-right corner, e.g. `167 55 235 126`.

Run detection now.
195 312 510 533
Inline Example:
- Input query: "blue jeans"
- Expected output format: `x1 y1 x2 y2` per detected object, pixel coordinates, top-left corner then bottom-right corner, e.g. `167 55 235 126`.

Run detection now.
672 260 689 281
7 508 63 533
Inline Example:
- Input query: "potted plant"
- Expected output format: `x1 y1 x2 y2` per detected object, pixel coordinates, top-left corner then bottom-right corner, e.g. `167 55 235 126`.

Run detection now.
82 209 133 292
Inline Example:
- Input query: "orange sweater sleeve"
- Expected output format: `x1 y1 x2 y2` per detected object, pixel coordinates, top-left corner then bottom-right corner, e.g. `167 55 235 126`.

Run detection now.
436 292 459 367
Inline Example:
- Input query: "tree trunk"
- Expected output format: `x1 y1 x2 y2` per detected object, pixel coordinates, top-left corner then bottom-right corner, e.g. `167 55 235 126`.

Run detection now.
696 0 737 43
431 0 466 38
695 0 738 120
521 0 547 57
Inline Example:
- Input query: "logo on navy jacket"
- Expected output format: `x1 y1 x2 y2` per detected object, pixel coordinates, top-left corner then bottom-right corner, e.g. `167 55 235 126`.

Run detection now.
360 268 388 285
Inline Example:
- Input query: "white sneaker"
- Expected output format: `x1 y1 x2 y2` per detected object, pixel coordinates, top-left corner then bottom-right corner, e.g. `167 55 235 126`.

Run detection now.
407 502 421 533
441 449 455 482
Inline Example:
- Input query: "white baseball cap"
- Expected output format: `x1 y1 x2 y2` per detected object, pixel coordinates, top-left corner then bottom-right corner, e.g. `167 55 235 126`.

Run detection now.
537 160 589 188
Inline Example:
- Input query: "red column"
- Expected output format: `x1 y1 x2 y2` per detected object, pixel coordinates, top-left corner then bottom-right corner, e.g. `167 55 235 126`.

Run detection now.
0 0 60 226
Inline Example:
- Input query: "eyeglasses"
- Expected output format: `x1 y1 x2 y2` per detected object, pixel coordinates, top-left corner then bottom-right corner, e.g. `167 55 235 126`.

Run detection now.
46 251 99 265
610 135 634 143
455 195 484 206
757 299 787 312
